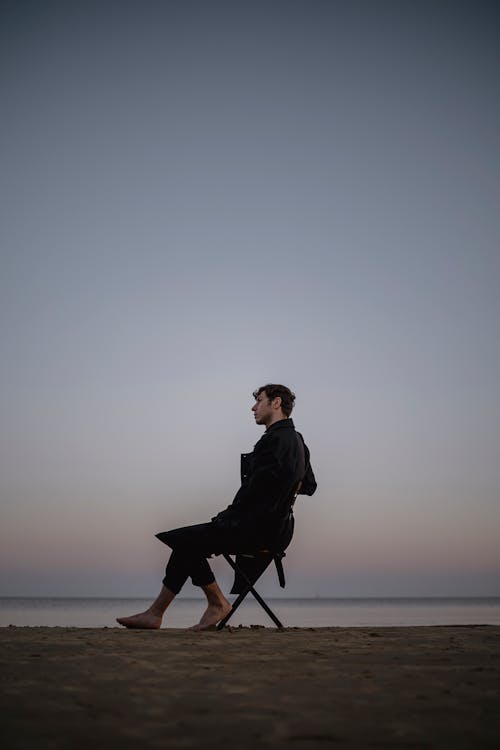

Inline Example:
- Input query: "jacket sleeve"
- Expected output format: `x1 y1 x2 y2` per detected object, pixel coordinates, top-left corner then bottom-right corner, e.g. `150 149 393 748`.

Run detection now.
298 441 317 496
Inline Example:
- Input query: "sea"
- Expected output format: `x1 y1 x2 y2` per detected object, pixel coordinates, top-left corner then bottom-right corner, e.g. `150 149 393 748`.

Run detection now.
1 597 499 628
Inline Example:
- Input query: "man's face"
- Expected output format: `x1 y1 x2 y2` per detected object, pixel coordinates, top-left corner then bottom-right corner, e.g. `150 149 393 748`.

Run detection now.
252 391 277 426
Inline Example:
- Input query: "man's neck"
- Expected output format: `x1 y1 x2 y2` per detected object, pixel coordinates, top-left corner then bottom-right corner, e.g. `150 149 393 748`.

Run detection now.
264 414 288 430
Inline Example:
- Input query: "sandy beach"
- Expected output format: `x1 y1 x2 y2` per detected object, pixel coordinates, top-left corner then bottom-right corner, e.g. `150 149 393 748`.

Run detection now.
1 625 499 749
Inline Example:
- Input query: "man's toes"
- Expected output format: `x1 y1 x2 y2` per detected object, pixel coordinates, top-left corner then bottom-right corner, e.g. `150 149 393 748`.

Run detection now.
189 622 216 632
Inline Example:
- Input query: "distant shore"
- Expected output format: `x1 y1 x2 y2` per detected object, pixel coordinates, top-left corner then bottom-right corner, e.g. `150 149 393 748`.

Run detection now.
2 626 499 749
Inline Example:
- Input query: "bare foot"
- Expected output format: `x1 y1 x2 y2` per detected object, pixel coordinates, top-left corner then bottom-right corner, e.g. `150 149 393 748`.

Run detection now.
189 601 232 631
116 609 162 629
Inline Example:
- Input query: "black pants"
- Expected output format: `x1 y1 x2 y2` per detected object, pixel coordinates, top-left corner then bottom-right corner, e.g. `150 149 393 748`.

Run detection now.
156 521 263 595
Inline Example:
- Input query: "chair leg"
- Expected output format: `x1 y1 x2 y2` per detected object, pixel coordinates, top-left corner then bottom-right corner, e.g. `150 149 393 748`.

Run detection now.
217 554 284 630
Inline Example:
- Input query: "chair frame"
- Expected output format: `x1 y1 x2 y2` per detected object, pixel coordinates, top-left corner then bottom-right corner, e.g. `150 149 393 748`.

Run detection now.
216 551 285 629
216 480 302 630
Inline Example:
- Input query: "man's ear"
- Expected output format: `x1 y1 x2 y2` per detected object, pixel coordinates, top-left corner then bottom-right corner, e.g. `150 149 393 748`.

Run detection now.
272 396 282 411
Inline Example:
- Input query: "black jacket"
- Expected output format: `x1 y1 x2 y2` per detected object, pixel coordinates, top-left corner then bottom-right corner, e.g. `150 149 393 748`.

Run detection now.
212 418 317 543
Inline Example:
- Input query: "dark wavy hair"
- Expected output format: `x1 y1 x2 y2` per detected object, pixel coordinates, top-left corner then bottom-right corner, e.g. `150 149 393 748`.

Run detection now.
253 384 296 417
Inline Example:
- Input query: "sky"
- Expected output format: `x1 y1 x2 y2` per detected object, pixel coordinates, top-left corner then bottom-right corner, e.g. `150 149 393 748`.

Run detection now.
1 0 499 598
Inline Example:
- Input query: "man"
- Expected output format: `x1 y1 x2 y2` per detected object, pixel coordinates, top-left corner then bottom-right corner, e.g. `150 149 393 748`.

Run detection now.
117 384 316 630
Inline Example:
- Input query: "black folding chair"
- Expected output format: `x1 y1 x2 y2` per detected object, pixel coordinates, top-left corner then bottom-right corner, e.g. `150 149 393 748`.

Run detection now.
216 480 302 630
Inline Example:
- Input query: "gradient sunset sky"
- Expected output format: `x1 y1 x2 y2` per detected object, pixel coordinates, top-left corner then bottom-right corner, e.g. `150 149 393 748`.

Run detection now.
1 0 499 597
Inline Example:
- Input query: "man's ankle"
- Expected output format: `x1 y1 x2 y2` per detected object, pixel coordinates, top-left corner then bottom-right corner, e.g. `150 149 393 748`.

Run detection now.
148 605 164 618
205 593 229 608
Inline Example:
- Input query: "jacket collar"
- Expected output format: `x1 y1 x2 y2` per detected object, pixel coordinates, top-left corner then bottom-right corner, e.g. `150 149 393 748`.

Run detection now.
265 418 295 433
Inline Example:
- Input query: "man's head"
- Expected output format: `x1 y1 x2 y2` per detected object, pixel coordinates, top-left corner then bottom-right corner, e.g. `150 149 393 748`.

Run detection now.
251 384 296 428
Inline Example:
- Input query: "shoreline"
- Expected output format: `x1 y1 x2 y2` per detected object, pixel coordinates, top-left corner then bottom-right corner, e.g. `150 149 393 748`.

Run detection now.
2 625 499 748
1 622 497 629
3 596 499 630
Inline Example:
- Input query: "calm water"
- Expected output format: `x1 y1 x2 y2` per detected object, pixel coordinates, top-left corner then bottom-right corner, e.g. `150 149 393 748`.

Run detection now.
1 597 499 628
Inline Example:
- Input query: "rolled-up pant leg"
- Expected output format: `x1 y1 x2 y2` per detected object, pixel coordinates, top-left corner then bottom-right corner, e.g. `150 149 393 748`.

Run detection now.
156 522 239 595
162 548 215 594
